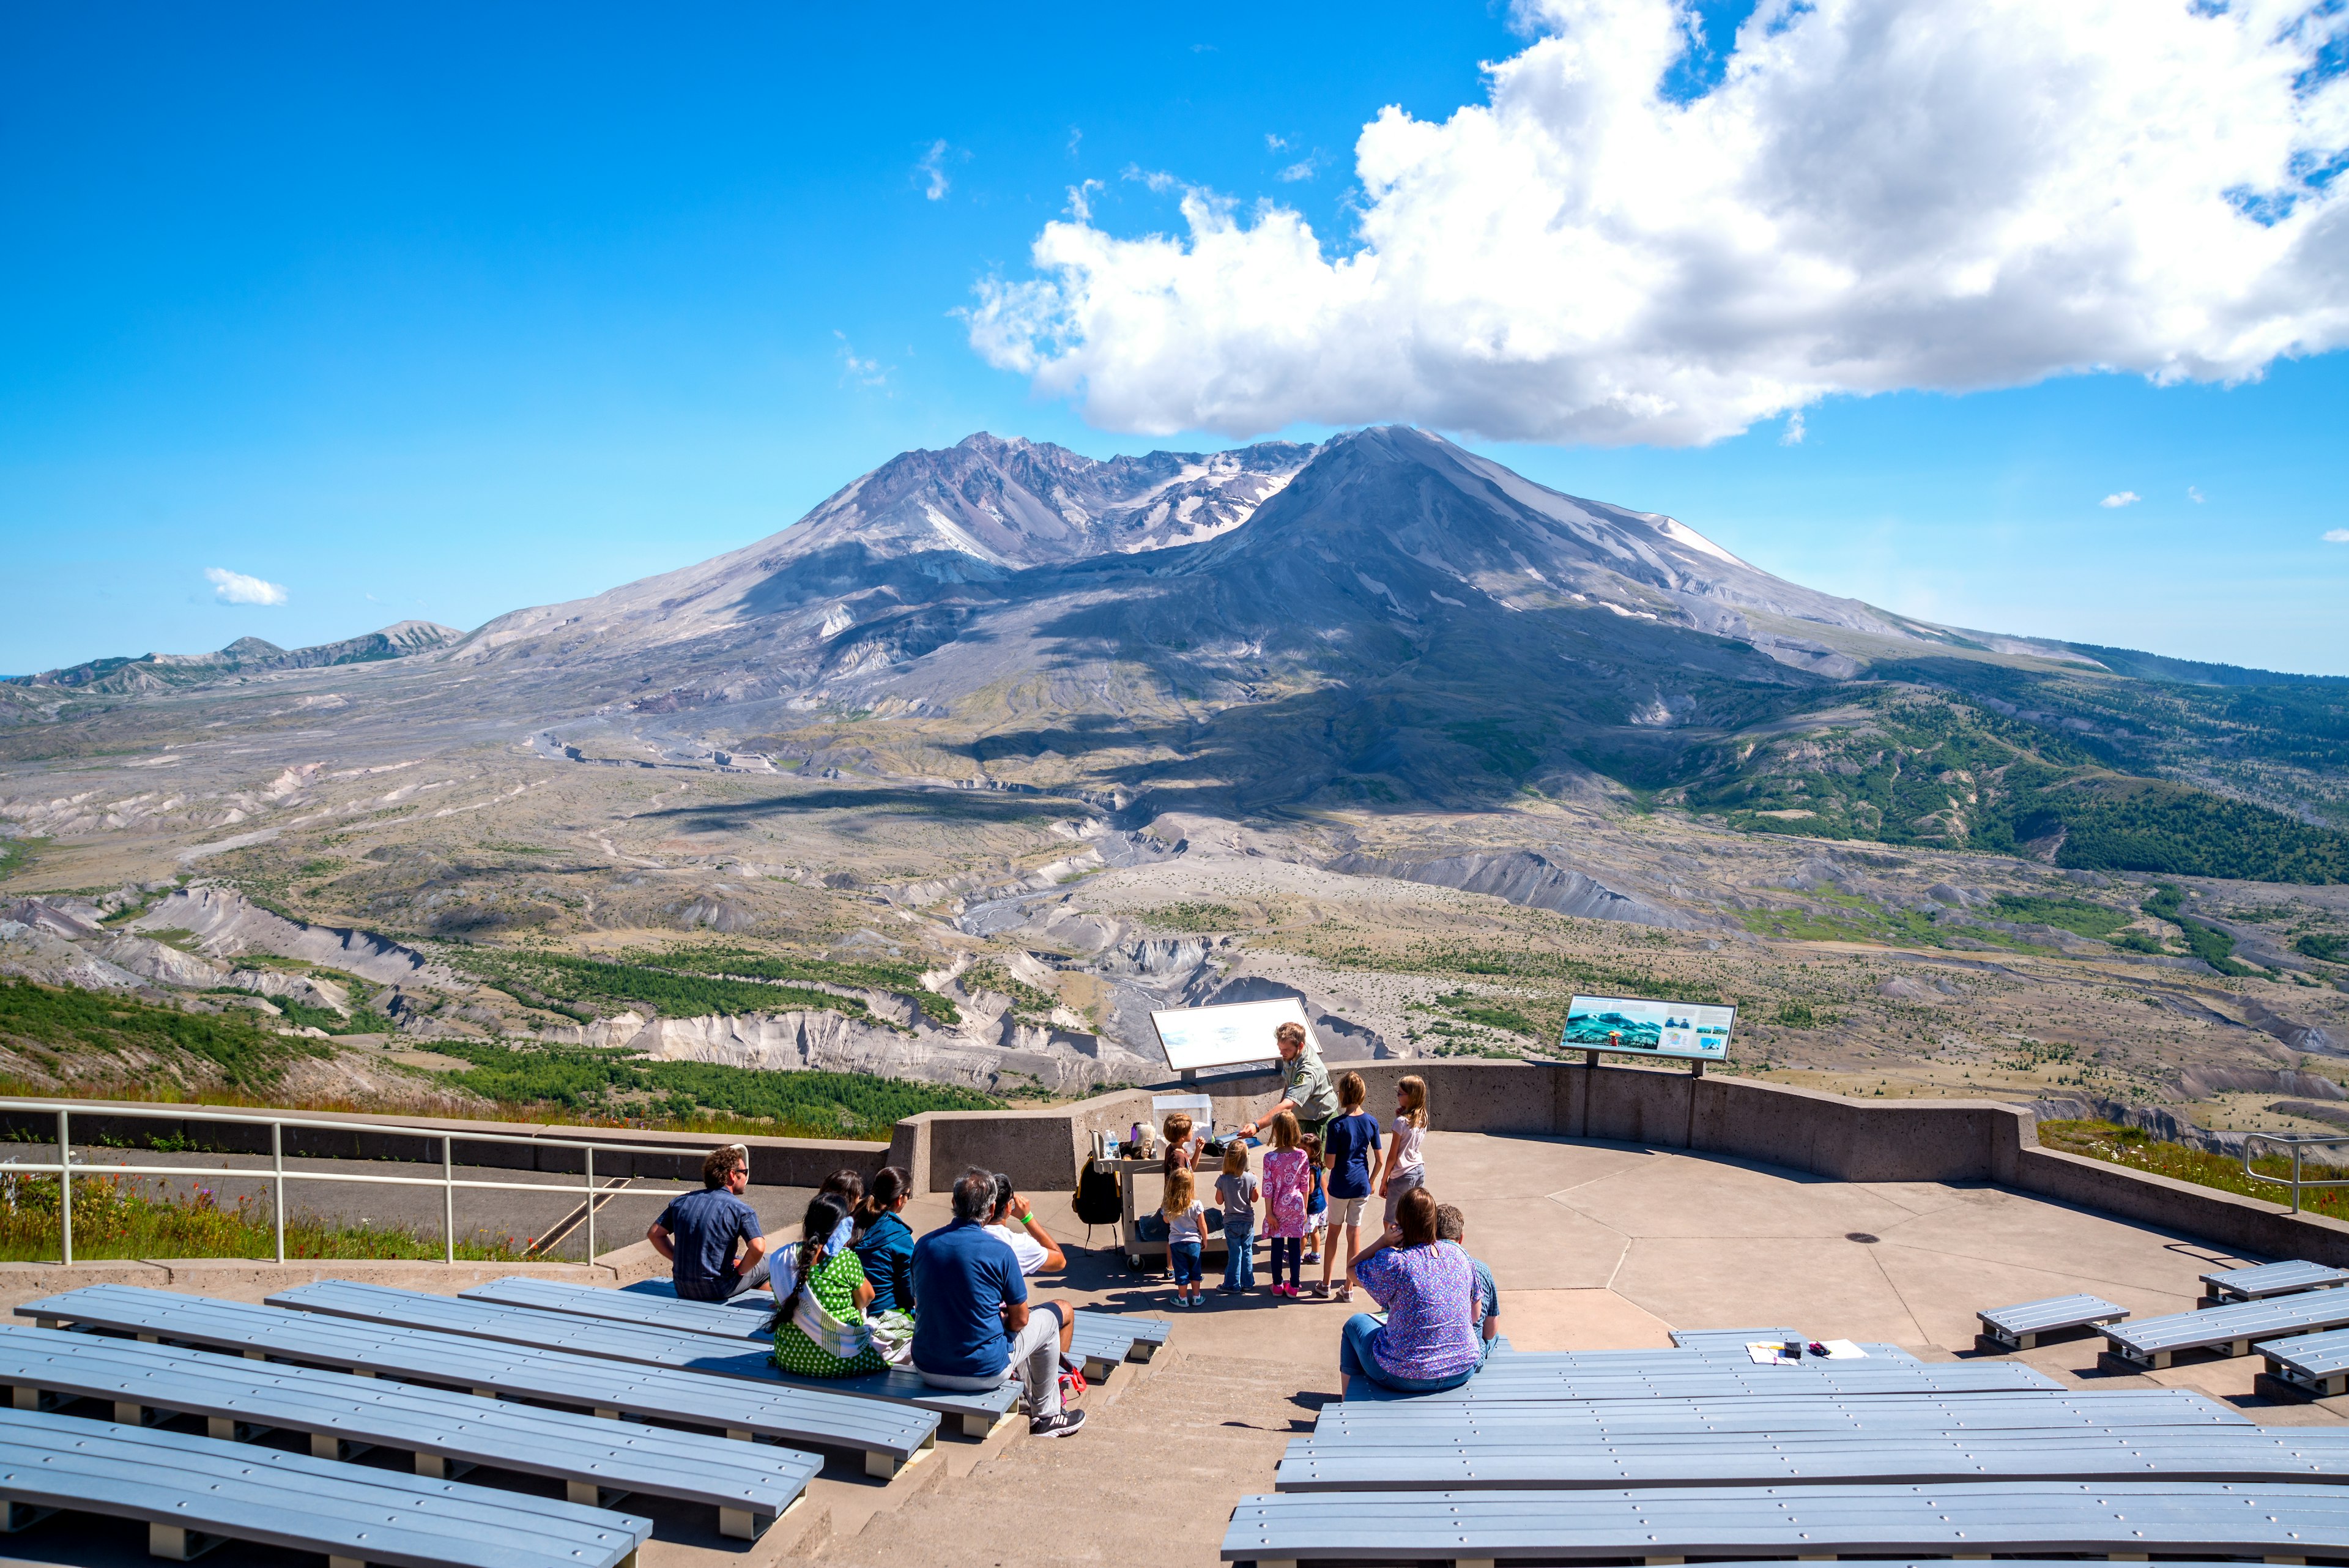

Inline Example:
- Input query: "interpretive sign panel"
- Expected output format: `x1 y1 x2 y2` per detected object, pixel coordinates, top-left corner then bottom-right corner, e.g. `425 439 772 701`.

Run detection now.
1561 994 1735 1062
1149 997 1314 1074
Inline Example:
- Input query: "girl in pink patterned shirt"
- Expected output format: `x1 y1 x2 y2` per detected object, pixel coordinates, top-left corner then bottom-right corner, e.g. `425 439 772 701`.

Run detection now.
1260 1110 1313 1298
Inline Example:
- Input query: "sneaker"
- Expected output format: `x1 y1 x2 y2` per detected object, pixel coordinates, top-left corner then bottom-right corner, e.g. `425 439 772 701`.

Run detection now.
1335 1283 1353 1302
1030 1408 1087 1440
1309 1281 1330 1299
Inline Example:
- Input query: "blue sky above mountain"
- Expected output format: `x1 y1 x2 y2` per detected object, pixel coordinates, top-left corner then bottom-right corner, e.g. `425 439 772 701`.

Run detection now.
2 0 2345 675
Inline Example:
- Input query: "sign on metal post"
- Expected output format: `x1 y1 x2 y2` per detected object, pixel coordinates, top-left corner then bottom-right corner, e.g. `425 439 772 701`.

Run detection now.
1148 997 1315 1079
1561 994 1736 1065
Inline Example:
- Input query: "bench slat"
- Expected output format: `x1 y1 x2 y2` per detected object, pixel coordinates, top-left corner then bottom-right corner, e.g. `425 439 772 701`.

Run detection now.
0 1323 814 1522
17 1285 936 1466
1975 1294 2129 1347
1345 1359 2058 1405
1312 1389 2251 1440
0 1405 647 1568
614 1277 1172 1353
1221 1480 2349 1562
273 1279 1018 1431
1275 1426 2349 1491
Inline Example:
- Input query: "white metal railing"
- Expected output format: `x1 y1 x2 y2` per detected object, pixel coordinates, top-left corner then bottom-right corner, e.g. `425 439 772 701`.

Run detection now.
0 1098 703 1266
2241 1131 2349 1215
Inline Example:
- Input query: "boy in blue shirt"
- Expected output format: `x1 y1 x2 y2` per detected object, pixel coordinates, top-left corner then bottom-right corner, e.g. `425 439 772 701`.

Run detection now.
1318 1071 1382 1301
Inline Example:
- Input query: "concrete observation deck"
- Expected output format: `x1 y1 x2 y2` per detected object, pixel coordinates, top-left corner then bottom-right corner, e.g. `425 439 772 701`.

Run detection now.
10 1120 2349 1568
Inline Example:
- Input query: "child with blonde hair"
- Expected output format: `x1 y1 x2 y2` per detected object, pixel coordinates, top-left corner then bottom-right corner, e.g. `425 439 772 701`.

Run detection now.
1214 1141 1260 1293
1377 1075 1429 1227
1260 1110 1313 1298
1162 1167 1208 1307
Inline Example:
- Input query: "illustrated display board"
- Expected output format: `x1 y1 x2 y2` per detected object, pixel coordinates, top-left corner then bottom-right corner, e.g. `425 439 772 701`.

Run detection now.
1560 994 1735 1062
1149 997 1313 1074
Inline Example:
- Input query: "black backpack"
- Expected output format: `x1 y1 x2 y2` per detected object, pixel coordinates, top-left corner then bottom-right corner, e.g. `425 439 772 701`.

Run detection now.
1072 1157 1123 1233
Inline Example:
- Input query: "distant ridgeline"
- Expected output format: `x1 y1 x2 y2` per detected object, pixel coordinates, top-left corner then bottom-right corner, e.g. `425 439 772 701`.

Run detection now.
4 621 461 695
1674 655 2349 883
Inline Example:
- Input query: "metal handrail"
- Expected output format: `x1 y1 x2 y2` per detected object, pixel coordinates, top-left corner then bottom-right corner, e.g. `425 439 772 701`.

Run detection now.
0 1096 707 1266
2241 1131 2349 1215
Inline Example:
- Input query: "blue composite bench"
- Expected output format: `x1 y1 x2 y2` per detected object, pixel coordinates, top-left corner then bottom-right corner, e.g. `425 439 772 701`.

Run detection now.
1668 1328 1800 1350
17 1285 937 1477
0 1323 814 1539
1220 1479 2349 1565
2102 1288 2349 1369
0 1404 648 1568
1343 1357 2061 1404
617 1274 1173 1362
465 1274 1155 1382
1976 1293 2130 1350
2259 1326 2349 1397
1272 1424 2349 1492
1309 1389 2254 1442
1481 1343 1917 1367
270 1279 1019 1437
2200 1258 2349 1304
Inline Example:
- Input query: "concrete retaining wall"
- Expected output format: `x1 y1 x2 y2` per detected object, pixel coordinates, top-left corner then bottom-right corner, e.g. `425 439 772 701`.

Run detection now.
883 1057 2349 1267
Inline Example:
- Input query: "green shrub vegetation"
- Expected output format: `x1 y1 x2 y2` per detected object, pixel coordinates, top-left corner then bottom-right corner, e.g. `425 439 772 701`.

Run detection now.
2297 933 2347 963
454 950 876 1026
201 989 372 1036
0 980 327 1091
2142 885 2254 976
420 1043 1002 1140
1990 894 2134 940
0 1173 530 1263
1135 903 1249 933
960 962 1061 1021
2038 1119 2349 1222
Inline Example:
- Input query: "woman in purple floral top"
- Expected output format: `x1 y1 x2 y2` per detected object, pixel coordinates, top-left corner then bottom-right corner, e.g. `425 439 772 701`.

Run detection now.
1340 1186 1481 1394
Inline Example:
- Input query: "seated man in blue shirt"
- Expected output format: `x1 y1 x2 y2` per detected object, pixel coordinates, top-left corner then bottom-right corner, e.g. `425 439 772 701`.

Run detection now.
910 1167 1086 1439
648 1144 770 1301
1435 1203 1499 1361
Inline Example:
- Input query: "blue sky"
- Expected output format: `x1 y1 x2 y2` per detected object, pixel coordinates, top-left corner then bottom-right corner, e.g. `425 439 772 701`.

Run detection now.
4 1 2345 677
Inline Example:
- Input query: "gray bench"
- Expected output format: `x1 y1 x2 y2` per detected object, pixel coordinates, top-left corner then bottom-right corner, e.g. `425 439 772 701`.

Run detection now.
17 1285 938 1477
1480 1343 1917 1367
2201 1259 2349 1304
617 1276 1173 1362
0 1323 814 1539
1977 1293 2129 1350
2259 1326 2349 1397
1274 1424 2349 1492
1344 1358 2060 1403
2102 1288 2349 1369
0 1404 649 1568
1310 1389 2253 1441
270 1279 1019 1436
1668 1328 1800 1350
464 1274 1148 1383
1220 1479 2349 1566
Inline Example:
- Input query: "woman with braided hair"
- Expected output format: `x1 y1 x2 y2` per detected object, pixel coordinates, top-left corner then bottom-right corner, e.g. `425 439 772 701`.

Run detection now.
767 1190 895 1378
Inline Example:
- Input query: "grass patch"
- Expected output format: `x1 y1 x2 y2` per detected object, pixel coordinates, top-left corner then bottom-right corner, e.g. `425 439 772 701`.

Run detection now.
0 980 328 1091
413 1043 1004 1140
453 950 877 1026
2296 933 2346 964
1992 894 2135 940
2038 1119 2349 1221
0 1174 529 1263
960 962 1060 1022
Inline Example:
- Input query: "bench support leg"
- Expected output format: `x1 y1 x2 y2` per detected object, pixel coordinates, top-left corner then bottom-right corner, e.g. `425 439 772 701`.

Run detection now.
1646 1557 1685 1566
726 1426 752 1442
566 1481 633 1510
147 1523 225 1561
1255 1560 1296 1568
9 1386 56 1413
114 1402 163 1427
864 1450 899 1479
206 1418 272 1443
720 1507 773 1541
2151 1351 2172 1369
1 1501 56 1533
1457 1559 1496 1568
414 1454 474 1481
2017 1332 2038 1349
310 1433 372 1462
329 1559 366 1568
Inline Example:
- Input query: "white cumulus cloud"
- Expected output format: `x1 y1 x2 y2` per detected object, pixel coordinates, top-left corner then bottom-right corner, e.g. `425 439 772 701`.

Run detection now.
2325 528 2349 543
915 139 956 201
204 568 286 606
2100 491 2142 508
968 0 2349 446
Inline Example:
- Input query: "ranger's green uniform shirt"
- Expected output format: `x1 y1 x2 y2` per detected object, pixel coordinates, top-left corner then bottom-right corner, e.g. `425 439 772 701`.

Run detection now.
1280 1045 1341 1128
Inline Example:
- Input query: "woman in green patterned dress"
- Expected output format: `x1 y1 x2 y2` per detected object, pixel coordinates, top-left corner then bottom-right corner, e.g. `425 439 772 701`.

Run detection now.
767 1191 890 1378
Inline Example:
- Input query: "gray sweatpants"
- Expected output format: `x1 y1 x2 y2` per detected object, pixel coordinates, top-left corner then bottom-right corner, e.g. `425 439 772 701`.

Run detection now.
916 1302 1063 1418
